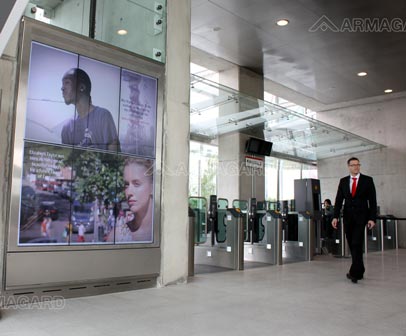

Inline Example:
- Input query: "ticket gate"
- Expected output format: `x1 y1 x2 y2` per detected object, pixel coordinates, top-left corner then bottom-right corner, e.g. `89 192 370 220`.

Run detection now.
282 212 315 263
234 198 281 265
365 215 399 253
330 216 351 258
191 196 244 271
365 221 382 253
380 216 398 250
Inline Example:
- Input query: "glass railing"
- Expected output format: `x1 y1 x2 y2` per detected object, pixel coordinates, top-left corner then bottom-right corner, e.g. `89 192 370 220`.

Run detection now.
191 74 384 163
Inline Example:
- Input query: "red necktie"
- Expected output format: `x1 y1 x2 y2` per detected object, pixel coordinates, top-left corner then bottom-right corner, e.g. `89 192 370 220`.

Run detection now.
351 177 357 197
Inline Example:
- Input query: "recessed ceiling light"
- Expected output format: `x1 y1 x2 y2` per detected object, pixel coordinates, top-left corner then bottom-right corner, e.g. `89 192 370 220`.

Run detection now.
357 71 367 77
117 29 128 35
384 89 393 93
276 19 289 26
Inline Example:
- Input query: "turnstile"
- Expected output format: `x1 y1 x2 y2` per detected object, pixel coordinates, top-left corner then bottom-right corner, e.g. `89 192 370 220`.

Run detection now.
331 216 351 258
282 212 315 263
243 205 282 265
365 215 399 253
192 196 244 271
233 199 281 265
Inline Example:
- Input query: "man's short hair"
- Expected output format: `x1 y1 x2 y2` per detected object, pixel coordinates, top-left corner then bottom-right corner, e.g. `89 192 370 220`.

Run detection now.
347 157 359 165
64 68 92 96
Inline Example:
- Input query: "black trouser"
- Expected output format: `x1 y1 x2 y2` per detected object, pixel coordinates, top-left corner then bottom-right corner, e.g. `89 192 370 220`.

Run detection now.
344 211 367 279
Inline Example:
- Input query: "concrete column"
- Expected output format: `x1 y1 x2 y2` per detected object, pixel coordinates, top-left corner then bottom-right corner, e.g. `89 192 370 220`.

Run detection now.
158 0 191 286
217 67 265 204
0 0 29 56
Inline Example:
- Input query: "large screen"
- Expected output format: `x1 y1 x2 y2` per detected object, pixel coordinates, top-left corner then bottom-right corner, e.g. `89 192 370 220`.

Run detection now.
16 41 159 246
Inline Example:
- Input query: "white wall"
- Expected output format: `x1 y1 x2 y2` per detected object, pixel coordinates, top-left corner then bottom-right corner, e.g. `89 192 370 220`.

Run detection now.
317 96 406 247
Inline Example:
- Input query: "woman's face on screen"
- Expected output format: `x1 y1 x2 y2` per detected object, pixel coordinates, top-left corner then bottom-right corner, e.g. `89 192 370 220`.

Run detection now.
124 162 153 215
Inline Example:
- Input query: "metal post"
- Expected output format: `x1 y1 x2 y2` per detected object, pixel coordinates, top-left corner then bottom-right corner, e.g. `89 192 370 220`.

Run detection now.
364 226 368 255
308 218 315 261
237 216 244 270
340 218 345 257
188 215 195 277
89 0 97 38
316 219 321 254
395 220 398 250
276 217 283 265
380 219 384 252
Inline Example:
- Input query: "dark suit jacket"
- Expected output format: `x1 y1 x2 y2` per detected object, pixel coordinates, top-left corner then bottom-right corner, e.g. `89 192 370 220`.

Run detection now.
333 173 377 222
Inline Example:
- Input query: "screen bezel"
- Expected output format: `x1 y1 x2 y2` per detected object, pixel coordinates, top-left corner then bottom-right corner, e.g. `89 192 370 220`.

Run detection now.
7 18 165 252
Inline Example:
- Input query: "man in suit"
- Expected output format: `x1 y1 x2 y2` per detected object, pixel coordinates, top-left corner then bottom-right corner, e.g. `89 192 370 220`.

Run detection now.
332 157 377 283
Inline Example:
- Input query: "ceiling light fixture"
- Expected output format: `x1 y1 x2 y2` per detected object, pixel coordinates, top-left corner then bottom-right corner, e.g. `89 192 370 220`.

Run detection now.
384 89 393 93
357 71 367 77
117 17 127 35
276 19 289 26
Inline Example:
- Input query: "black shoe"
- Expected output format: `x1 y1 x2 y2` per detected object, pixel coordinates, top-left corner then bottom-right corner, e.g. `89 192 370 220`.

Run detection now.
346 273 358 283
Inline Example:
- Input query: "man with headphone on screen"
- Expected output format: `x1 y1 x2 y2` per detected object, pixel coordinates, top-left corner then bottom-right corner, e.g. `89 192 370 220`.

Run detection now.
61 68 120 151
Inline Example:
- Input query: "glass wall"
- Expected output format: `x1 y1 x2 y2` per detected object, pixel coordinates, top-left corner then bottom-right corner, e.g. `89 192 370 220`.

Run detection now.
265 157 318 202
189 142 318 204
24 0 166 63
189 141 218 200
279 160 301 201
302 163 318 179
264 156 278 201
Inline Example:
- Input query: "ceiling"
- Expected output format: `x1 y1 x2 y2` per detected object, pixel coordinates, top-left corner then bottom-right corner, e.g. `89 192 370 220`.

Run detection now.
191 0 406 105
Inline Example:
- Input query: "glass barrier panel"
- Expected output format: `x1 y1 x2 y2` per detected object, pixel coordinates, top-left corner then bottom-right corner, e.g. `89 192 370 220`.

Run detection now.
232 199 248 211
95 0 166 63
188 197 207 244
25 0 166 63
257 201 265 241
216 198 228 243
257 215 265 242
25 1 91 37
232 200 248 241
257 201 265 211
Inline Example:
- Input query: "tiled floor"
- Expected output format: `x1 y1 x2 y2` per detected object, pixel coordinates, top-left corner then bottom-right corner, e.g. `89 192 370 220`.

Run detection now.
1 249 405 336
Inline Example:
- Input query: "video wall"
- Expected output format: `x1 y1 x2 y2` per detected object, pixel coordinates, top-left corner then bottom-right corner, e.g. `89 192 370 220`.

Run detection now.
18 41 158 246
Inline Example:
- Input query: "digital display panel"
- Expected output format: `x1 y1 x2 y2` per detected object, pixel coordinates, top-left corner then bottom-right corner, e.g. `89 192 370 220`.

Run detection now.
245 138 273 156
18 41 158 246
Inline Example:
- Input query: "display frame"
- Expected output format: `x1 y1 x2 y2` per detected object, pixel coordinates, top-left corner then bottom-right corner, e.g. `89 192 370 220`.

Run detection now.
7 17 164 252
